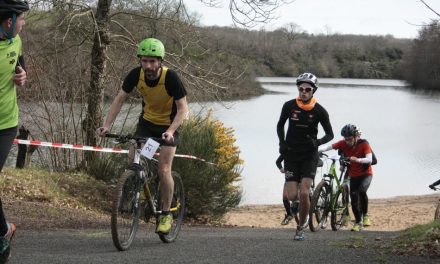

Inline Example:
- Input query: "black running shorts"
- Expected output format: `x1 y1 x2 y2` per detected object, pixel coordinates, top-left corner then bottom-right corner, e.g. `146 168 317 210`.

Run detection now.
135 117 179 147
284 158 318 182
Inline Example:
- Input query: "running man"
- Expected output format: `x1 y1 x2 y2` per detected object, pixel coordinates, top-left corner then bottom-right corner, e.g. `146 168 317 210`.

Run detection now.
277 72 334 241
0 0 29 261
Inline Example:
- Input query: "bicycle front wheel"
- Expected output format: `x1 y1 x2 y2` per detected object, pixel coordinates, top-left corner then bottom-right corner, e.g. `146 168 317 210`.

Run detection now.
330 184 349 231
309 181 330 232
159 172 185 243
111 170 142 251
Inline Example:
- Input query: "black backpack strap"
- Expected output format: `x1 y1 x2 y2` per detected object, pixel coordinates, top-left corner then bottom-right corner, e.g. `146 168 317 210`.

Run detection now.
357 139 368 144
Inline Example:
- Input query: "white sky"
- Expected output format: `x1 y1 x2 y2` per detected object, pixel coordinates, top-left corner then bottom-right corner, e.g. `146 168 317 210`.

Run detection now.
184 0 440 38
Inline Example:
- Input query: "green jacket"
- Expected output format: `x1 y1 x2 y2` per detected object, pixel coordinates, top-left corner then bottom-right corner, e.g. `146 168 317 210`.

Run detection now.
0 35 21 130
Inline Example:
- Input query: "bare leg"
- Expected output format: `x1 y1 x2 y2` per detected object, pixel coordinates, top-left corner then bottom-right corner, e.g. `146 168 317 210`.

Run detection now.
286 181 298 203
282 183 291 215
298 178 313 227
158 146 176 211
282 183 288 200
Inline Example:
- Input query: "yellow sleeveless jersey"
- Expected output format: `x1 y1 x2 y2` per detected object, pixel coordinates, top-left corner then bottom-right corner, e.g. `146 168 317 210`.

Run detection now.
137 67 174 125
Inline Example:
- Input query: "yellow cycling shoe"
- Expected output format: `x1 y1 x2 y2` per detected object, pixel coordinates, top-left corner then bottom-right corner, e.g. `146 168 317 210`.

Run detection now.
363 215 371 227
156 214 173 234
351 222 362 232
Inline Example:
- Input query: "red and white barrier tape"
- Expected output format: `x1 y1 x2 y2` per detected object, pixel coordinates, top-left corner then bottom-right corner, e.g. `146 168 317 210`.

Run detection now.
13 139 215 165
13 139 129 153
154 152 216 166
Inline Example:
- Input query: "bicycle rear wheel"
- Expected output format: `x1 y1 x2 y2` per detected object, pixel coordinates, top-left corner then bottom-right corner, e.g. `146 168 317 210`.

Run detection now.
111 170 142 251
309 181 330 232
159 172 185 243
330 184 349 231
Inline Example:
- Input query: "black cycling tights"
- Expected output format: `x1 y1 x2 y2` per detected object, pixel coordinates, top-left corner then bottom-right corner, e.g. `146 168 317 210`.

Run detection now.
349 176 372 224
0 126 17 172
0 126 18 236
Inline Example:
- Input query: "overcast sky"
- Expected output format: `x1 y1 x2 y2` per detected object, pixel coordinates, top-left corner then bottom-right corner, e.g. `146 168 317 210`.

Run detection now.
184 0 440 39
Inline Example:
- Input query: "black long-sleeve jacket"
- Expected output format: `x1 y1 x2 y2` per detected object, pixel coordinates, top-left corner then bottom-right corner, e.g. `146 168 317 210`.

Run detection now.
277 99 334 160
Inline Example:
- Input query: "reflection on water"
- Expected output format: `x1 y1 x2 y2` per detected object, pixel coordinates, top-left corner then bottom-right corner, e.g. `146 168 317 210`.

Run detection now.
193 78 440 205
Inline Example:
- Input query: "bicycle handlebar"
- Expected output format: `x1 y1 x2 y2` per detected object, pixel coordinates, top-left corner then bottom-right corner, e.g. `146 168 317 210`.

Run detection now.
319 152 328 158
104 133 164 145
319 152 350 166
429 179 440 190
429 179 440 191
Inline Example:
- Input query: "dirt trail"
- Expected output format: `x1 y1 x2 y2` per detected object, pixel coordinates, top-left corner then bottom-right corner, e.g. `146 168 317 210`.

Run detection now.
222 194 439 231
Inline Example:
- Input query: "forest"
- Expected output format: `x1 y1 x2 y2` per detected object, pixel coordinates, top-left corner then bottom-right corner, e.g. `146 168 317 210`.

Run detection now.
20 2 440 107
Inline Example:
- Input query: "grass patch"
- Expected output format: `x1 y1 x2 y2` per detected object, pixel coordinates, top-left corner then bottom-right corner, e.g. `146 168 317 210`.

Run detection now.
0 167 113 213
346 235 368 249
390 220 440 258
334 223 440 258
330 234 368 249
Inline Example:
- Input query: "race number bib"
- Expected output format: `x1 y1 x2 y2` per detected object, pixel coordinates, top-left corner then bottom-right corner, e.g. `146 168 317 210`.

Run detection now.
140 138 160 159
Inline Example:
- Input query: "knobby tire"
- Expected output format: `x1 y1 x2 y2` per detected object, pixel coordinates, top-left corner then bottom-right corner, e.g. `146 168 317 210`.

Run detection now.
309 181 330 232
331 184 349 231
111 170 141 251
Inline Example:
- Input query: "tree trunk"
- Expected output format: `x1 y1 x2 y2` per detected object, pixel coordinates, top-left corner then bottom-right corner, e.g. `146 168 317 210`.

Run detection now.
84 0 112 167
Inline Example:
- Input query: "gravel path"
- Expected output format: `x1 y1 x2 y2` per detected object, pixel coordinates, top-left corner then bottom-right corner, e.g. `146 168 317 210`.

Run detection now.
8 226 436 264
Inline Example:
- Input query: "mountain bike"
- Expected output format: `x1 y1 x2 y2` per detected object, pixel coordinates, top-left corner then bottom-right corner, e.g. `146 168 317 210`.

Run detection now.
309 152 350 232
105 133 185 251
429 179 440 220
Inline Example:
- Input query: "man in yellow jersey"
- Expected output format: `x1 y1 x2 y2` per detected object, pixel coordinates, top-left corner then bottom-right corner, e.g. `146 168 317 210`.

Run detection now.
97 38 188 234
0 0 29 262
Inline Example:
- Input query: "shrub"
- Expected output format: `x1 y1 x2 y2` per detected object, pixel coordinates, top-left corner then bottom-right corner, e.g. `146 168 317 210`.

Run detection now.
173 113 243 220
86 112 243 220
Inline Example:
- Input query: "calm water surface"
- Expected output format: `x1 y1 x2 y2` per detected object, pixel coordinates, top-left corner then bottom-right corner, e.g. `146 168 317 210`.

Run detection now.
13 78 440 205
193 78 440 205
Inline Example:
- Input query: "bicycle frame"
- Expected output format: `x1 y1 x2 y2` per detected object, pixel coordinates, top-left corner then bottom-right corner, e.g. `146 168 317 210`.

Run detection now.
105 133 166 219
323 155 348 211
309 152 350 231
129 140 168 219
108 133 185 250
126 137 183 219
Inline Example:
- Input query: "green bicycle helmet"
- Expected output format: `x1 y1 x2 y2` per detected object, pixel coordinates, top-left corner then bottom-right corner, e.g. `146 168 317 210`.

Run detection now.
137 38 165 59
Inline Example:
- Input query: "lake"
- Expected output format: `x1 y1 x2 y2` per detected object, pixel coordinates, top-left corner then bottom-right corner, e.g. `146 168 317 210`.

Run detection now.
11 77 440 205
193 78 440 205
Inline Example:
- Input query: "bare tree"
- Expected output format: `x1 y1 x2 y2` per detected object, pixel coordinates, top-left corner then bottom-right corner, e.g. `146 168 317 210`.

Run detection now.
84 0 112 165
70 0 294 166
191 0 293 27
401 0 440 91
21 0 258 170
420 0 440 18
279 22 303 41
